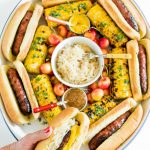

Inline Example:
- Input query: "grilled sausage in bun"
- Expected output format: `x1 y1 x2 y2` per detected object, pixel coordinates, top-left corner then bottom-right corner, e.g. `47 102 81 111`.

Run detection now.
85 98 143 150
0 61 39 124
98 0 146 40
127 39 150 101
2 2 43 62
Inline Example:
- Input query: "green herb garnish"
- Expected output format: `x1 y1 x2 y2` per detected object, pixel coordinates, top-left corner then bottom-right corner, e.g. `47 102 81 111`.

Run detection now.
115 34 124 41
78 3 87 10
50 11 60 17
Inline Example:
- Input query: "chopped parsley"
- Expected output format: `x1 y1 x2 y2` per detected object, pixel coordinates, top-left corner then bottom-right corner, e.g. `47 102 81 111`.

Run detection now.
118 65 123 72
78 3 87 10
124 79 129 84
35 76 42 82
32 53 39 58
49 11 60 17
30 37 45 50
43 92 48 98
115 34 124 41
98 22 107 28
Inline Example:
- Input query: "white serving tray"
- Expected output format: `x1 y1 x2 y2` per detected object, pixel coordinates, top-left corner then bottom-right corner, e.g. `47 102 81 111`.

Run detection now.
0 0 150 149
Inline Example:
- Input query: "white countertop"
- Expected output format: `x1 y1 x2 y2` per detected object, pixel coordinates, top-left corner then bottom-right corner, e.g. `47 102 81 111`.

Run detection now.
0 0 150 149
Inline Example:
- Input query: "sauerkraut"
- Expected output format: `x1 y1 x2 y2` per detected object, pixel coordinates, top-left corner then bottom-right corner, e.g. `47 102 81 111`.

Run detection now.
56 43 99 85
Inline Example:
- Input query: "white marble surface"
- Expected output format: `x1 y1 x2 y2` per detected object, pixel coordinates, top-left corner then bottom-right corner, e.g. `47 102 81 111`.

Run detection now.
0 0 150 149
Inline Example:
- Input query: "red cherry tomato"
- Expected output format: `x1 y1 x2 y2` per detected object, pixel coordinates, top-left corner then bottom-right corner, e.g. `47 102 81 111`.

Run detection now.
101 49 109 64
54 83 65 96
67 31 77 38
91 88 104 101
89 82 98 90
98 77 111 90
40 62 53 75
48 47 55 56
57 25 68 37
98 38 110 49
84 28 97 41
48 34 63 46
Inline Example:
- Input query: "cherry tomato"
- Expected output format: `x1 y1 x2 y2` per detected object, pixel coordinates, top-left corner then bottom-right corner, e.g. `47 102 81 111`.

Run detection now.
84 28 97 41
48 34 63 46
87 93 93 104
50 76 60 85
48 47 55 56
40 62 53 75
91 88 104 101
98 38 110 49
98 77 111 90
101 49 109 64
54 83 65 96
89 82 98 90
67 31 77 38
103 89 110 96
57 25 68 37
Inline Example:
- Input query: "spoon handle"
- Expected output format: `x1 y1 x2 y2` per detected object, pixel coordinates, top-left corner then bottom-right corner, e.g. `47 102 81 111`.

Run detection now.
45 16 70 26
103 54 132 59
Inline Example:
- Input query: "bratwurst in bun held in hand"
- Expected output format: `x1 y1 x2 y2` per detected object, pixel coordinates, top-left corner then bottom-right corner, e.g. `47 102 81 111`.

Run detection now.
0 61 39 124
35 107 90 150
2 2 43 62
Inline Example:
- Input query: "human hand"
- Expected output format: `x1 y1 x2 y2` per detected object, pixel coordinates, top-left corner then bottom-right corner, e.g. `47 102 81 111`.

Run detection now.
1 126 52 150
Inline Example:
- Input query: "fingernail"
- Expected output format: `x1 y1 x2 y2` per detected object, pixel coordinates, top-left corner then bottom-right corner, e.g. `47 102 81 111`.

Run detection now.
44 126 52 133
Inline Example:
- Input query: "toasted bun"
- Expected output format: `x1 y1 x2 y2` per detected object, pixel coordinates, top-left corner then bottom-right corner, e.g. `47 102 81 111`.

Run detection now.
85 98 137 143
96 105 143 150
139 39 150 100
0 61 39 124
2 2 43 62
35 107 90 150
126 40 142 101
127 39 150 101
121 0 146 38
42 0 84 8
98 0 146 40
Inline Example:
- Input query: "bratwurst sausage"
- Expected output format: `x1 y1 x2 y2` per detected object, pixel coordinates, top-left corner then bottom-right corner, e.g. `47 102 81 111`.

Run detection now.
56 131 71 150
12 11 33 56
89 111 131 150
112 0 139 32
138 45 147 94
7 68 31 115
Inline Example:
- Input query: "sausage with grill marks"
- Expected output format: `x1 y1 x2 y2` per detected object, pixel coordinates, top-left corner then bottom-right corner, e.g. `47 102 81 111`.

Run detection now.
138 44 147 94
12 11 33 56
112 0 139 32
7 68 31 115
89 111 131 150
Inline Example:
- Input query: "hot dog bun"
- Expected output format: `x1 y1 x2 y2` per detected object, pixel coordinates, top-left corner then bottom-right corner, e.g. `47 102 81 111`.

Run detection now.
127 39 150 101
98 0 146 40
42 0 84 8
35 107 90 150
84 98 143 150
0 61 39 124
2 2 43 62
96 105 143 150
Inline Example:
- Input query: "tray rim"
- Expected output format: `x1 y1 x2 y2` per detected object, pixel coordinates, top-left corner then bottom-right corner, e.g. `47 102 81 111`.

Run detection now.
0 0 150 149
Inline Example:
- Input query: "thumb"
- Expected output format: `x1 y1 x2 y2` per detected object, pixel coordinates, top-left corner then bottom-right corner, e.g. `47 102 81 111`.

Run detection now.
24 126 53 144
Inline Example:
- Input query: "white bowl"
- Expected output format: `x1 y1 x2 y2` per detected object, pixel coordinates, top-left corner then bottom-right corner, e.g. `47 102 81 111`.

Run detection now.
51 36 104 88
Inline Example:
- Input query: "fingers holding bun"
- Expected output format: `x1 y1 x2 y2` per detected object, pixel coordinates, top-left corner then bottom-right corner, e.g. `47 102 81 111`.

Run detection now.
35 107 90 150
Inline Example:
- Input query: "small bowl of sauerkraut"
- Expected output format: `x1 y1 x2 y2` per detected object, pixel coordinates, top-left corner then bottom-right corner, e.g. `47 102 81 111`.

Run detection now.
51 36 104 88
